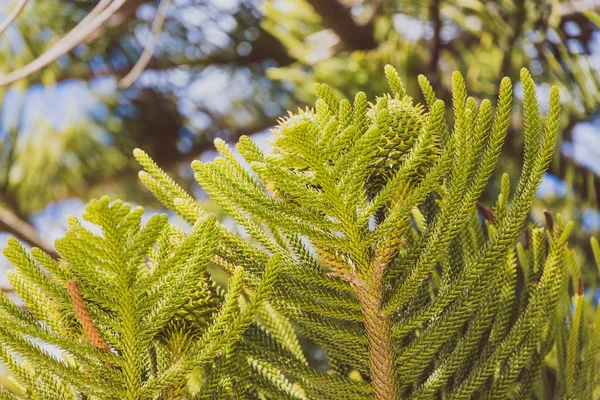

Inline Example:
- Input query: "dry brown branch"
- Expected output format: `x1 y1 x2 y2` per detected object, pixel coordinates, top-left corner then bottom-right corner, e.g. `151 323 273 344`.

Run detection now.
0 206 58 259
68 279 110 351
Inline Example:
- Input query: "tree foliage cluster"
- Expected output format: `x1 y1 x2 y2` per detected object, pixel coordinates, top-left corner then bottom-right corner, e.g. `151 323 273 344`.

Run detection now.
0 66 598 399
2 0 600 269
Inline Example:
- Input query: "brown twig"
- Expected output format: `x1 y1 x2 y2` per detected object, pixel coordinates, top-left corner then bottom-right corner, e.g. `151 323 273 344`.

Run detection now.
543 209 554 233
476 201 495 222
354 275 398 400
0 206 58 259
68 280 110 351
318 236 399 399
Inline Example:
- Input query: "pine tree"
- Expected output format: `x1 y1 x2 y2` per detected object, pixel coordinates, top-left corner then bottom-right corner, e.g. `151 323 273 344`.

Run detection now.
1 66 599 398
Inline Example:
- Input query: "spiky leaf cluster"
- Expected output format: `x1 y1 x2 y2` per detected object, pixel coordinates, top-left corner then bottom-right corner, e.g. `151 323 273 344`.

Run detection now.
134 147 373 399
272 83 437 196
1 66 599 399
0 197 282 399
135 66 600 398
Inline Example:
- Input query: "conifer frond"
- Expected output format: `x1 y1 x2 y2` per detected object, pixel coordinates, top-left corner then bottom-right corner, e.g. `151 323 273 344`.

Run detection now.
417 74 437 110
5 65 598 399
0 196 282 399
128 65 600 399
384 65 406 98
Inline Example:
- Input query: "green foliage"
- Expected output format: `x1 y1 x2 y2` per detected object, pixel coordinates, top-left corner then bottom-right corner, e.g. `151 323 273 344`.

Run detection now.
0 197 283 399
261 0 600 270
135 66 599 398
2 66 600 398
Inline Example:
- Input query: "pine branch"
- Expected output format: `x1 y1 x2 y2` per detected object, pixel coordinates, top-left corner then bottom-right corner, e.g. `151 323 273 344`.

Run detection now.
0 196 280 398
4 64 590 399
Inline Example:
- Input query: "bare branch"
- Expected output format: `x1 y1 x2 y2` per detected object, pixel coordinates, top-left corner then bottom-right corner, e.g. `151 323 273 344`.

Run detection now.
0 0 29 37
429 0 442 84
119 0 172 89
0 0 126 87
498 0 526 82
0 206 58 259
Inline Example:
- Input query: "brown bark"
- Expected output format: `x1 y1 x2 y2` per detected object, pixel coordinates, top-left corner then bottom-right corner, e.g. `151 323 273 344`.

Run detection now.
318 237 399 398
0 206 58 259
68 280 110 351
355 277 398 400
305 0 378 51
429 0 442 76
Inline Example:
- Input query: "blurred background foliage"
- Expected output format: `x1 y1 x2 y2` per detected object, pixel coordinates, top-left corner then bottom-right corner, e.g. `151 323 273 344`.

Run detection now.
1 0 600 287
